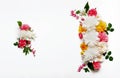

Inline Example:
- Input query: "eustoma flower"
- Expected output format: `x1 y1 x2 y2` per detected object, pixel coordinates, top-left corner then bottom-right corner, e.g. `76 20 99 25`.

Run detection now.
14 21 36 56
71 2 114 73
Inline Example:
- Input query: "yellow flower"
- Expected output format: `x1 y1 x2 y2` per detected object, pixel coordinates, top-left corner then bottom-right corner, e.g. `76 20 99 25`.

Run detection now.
80 51 85 55
78 25 87 33
80 42 88 51
96 20 107 32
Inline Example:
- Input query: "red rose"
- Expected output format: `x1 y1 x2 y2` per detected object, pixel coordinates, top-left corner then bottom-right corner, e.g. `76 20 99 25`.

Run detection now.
18 39 27 48
88 8 97 16
93 61 101 70
20 24 31 30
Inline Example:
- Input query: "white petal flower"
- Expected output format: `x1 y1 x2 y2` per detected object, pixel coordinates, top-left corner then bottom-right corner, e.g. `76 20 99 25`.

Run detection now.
82 47 100 62
83 30 99 44
96 42 108 54
19 30 36 40
83 16 99 28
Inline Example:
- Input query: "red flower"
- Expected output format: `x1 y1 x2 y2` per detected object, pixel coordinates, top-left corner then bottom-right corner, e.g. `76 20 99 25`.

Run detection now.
20 24 31 30
18 39 27 48
78 33 83 39
93 61 101 70
26 40 31 45
88 8 97 16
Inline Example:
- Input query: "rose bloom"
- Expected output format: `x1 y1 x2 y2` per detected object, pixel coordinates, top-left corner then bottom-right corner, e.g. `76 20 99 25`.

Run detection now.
20 24 31 30
18 39 27 48
93 61 101 70
98 32 108 42
88 8 97 16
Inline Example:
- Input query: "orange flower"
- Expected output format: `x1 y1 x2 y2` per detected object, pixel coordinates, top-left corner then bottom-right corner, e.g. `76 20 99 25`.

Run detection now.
96 20 107 32
78 25 87 33
80 42 88 51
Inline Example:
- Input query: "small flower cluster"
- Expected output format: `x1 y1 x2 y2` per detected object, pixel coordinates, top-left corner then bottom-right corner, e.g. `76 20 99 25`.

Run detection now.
14 21 36 56
71 2 114 72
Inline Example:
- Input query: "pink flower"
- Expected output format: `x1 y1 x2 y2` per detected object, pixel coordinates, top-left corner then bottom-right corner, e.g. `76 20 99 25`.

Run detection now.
78 33 83 39
18 39 27 48
20 24 31 30
88 8 97 16
32 48 36 57
78 63 86 72
76 16 79 20
98 32 108 42
93 61 101 70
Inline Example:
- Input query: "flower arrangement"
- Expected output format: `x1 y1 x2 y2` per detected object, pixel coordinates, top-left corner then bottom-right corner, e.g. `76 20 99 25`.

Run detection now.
13 21 36 56
71 2 114 72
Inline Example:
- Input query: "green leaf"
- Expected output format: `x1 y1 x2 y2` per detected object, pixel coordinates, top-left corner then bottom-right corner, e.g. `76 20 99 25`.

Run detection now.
87 62 94 70
105 30 109 35
108 51 112 55
108 23 112 28
28 47 32 52
76 10 80 14
84 2 89 13
107 27 110 31
110 28 114 32
13 42 18 46
105 55 109 59
109 56 113 61
17 21 22 27
84 68 90 72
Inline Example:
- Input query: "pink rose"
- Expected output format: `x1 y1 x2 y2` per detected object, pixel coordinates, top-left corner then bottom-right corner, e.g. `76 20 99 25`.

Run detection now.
98 32 108 42
93 61 101 70
20 24 31 30
78 33 83 39
18 39 27 48
88 8 97 16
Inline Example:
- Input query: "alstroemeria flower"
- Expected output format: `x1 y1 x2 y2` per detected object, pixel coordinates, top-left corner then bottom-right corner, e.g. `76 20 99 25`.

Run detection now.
93 61 101 70
98 32 108 42
88 8 97 16
20 24 31 30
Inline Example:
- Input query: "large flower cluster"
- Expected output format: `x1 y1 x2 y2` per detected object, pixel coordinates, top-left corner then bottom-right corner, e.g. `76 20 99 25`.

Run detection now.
71 2 114 72
14 21 36 56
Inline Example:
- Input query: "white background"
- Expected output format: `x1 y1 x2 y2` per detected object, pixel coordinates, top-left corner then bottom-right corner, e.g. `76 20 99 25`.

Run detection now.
0 0 120 78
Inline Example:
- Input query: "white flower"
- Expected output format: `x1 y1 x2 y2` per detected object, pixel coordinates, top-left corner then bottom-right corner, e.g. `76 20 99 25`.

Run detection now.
83 30 99 44
96 42 108 54
19 30 36 40
83 16 99 28
82 47 100 62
